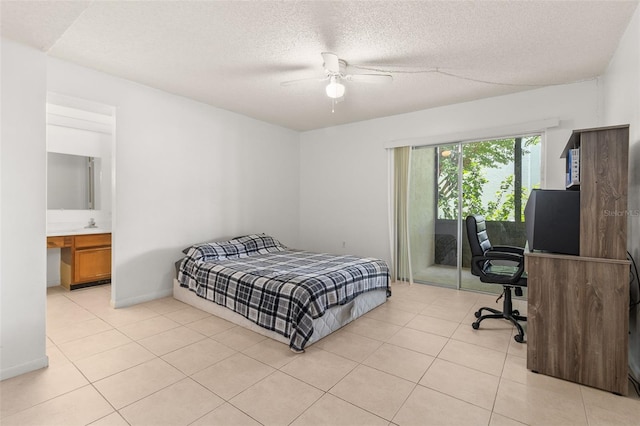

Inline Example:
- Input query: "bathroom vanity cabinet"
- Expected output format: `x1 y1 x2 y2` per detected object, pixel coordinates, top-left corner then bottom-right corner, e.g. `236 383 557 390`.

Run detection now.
47 233 111 290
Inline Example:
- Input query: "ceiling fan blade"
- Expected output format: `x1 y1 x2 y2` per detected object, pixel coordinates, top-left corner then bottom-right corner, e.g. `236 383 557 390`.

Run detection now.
346 73 393 84
321 52 340 74
280 76 328 86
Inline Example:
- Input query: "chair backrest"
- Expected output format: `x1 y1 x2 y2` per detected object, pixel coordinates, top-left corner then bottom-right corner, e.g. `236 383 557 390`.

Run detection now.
466 215 492 276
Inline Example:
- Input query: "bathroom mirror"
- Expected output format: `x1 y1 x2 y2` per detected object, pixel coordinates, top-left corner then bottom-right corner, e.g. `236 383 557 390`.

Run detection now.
47 152 101 210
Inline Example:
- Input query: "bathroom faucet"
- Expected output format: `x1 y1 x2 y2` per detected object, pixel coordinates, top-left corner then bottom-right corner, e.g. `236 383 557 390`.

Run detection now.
85 218 97 228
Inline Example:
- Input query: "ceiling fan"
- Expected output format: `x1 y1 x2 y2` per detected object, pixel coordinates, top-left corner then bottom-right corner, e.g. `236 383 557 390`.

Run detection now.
281 52 393 99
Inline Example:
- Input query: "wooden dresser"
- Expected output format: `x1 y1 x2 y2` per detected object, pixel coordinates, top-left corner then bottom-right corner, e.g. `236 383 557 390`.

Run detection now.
47 232 112 290
525 125 630 395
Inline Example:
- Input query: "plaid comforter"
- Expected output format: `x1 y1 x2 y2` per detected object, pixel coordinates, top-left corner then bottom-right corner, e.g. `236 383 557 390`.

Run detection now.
178 236 389 351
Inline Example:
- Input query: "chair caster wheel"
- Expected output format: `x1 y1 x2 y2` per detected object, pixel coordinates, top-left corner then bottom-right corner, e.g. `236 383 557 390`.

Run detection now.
474 311 481 318
472 322 480 330
512 310 520 316
514 335 525 343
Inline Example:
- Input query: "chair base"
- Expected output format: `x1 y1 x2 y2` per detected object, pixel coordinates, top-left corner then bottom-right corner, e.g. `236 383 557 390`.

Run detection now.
472 286 527 343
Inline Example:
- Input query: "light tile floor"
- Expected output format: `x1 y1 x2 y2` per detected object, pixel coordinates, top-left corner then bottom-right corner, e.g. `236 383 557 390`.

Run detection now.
1 282 639 425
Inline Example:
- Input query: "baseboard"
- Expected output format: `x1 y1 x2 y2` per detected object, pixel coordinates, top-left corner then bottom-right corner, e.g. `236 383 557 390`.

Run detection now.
0 355 49 381
111 287 173 308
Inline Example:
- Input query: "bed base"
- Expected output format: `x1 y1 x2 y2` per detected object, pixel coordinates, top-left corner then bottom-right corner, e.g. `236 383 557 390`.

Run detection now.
172 278 387 351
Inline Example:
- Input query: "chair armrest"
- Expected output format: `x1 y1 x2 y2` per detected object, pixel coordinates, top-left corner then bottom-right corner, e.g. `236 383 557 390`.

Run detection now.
489 245 525 256
484 251 524 263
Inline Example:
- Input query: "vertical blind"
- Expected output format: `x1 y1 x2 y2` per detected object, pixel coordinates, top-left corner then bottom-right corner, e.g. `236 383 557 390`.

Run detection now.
393 146 412 283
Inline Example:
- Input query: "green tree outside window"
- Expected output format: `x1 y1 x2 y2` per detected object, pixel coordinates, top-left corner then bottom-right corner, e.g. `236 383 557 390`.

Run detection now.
437 136 540 222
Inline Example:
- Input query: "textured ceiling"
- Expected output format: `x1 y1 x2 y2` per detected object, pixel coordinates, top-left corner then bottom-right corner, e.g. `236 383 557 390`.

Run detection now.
2 1 638 131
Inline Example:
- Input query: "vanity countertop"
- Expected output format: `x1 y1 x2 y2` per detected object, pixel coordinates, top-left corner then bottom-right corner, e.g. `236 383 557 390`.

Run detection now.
47 228 111 237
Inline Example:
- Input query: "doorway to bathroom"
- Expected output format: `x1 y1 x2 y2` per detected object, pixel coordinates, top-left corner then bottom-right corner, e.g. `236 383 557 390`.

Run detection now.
45 93 116 298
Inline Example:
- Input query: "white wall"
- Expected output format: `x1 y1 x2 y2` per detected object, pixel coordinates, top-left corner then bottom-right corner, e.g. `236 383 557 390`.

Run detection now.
1 13 631 381
0 39 48 380
602 4 640 383
1 41 299 378
603 4 640 256
46 57 301 307
299 81 600 266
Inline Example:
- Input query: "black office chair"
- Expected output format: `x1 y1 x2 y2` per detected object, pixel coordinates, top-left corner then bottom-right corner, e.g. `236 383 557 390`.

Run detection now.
466 214 527 343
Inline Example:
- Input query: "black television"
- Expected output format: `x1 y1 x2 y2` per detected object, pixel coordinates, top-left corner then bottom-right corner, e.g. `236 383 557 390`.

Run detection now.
524 189 580 255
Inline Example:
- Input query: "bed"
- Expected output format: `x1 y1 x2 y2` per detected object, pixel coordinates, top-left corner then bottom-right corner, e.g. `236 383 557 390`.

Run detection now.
174 234 390 352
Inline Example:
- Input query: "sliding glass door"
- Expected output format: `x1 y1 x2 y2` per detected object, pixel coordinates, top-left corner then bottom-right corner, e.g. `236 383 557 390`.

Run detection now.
405 135 540 292
409 143 460 288
460 136 540 292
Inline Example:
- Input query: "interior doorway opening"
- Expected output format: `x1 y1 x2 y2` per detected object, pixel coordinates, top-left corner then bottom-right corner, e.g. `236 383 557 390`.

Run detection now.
45 93 116 301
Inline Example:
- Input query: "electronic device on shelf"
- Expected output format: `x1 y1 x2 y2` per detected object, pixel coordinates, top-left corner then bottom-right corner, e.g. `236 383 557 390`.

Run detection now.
524 189 580 255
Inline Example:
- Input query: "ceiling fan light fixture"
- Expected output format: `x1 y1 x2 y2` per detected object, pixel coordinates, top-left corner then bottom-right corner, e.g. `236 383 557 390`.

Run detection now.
325 76 345 99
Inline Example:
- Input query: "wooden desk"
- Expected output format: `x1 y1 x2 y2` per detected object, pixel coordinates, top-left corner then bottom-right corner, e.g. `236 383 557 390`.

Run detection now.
525 251 629 395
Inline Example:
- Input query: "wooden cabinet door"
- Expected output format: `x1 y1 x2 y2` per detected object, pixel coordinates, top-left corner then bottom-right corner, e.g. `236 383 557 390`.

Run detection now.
75 247 111 283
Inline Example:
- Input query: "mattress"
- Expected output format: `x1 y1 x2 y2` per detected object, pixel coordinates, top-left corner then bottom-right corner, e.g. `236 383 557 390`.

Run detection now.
173 278 388 350
176 234 390 351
